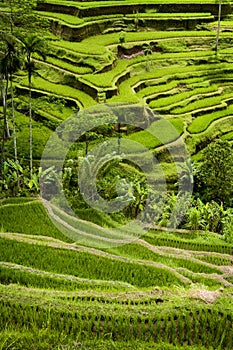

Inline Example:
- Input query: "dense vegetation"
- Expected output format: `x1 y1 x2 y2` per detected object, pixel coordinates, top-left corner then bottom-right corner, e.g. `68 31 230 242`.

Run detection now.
0 0 233 349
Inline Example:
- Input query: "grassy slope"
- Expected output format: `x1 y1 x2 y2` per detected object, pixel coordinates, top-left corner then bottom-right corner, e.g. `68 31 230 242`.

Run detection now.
0 199 233 349
2 1 233 348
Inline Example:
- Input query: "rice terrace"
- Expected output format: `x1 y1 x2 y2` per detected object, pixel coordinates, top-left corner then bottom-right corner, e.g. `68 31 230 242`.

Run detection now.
0 0 233 349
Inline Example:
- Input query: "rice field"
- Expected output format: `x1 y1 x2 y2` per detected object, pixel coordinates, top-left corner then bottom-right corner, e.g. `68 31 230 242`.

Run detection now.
1 0 233 348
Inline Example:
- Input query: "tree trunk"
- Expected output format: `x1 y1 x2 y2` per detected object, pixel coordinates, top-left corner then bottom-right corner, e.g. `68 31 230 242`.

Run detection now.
0 76 6 181
0 74 10 180
29 78 33 177
2 75 10 140
215 0 222 53
117 121 121 155
10 75 17 162
10 74 20 191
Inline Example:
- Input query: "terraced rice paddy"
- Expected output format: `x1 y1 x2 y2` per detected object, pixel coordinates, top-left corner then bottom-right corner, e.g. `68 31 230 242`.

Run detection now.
0 198 233 349
11 0 233 165
1 0 233 348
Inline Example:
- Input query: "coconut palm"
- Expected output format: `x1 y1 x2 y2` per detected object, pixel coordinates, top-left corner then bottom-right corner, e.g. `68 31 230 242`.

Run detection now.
20 33 46 176
0 34 21 188
0 74 7 181
0 57 10 159
0 61 9 182
0 45 11 140
4 35 21 162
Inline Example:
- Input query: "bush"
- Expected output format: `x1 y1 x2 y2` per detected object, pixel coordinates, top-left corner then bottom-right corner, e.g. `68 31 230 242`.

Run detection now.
194 139 233 206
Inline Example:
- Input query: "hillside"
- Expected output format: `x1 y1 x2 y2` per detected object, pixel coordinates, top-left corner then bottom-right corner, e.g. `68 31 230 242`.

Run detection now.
0 0 233 349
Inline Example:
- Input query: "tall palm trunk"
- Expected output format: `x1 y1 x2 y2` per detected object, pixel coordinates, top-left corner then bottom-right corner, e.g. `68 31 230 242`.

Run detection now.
0 73 10 171
10 72 21 191
215 0 222 53
0 34 21 185
29 66 33 177
1 74 10 139
0 75 6 181
21 34 47 177
10 74 17 162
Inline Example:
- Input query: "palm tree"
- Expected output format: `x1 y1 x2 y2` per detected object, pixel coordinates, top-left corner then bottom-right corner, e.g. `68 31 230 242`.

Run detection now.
0 62 9 181
5 35 21 162
0 45 11 139
0 37 12 176
20 33 46 176
214 0 222 53
0 34 21 188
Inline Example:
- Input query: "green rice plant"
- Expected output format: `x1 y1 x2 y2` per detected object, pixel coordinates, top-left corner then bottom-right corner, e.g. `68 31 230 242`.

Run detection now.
126 12 213 19
85 30 215 48
81 60 129 88
187 116 233 156
137 83 177 101
172 95 224 115
163 315 170 343
19 76 96 108
0 201 70 242
93 58 217 90
126 118 184 149
194 254 231 266
51 207 123 241
37 11 85 25
188 106 233 133
0 264 84 291
105 242 222 275
110 61 230 104
44 56 93 74
38 10 125 26
0 263 136 292
74 207 122 228
0 285 231 349
180 271 223 288
45 0 220 6
35 105 73 122
51 39 107 56
0 237 185 288
0 197 36 206
144 233 233 255
155 317 161 343
149 85 219 109
221 130 233 141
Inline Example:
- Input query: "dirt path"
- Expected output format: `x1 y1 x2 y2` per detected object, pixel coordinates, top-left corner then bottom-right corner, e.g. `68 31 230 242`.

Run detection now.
0 200 40 208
